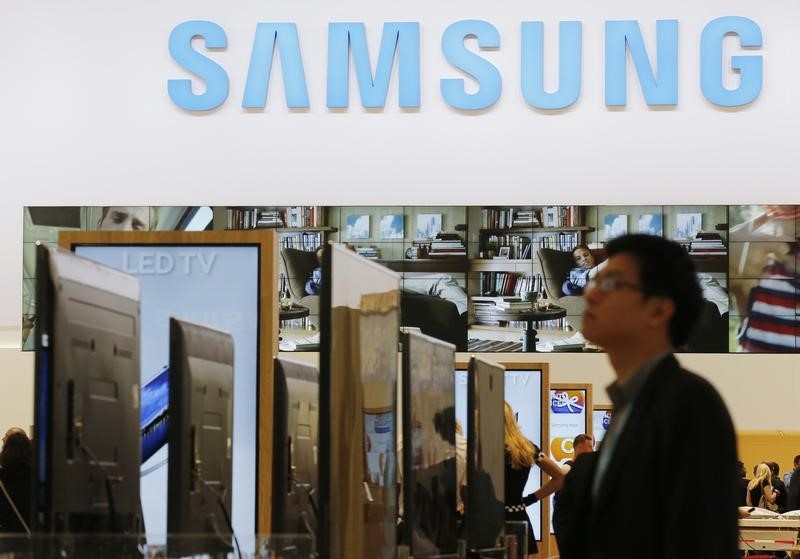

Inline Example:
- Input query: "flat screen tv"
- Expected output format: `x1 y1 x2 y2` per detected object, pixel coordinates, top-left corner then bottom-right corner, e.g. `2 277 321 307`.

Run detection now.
466 357 505 554
167 317 235 557
319 243 401 559
272 357 320 546
32 244 141 534
400 331 458 556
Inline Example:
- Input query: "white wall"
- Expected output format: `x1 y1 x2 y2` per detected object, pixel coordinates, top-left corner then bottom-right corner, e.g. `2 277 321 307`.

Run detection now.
2 0 800 331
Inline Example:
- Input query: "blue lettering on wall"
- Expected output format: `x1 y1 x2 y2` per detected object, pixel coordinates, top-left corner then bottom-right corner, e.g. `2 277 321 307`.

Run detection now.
521 21 582 110
168 20 230 111
242 23 310 109
166 17 764 112
326 22 420 108
700 16 763 107
441 20 502 111
605 20 679 107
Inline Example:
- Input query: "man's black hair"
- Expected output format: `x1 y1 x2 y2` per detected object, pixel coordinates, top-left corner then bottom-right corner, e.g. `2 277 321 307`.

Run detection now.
605 234 703 348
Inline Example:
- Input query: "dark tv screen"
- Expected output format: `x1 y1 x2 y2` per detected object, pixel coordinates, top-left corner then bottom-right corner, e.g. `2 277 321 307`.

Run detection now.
33 244 141 533
466 357 506 552
167 317 234 557
401 331 458 556
272 357 320 541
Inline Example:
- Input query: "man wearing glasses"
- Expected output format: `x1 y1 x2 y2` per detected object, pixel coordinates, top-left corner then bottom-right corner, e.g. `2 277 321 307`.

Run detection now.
556 234 739 559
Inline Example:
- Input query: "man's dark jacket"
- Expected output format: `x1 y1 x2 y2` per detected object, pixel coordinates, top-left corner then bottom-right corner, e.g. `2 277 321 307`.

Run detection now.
554 355 739 559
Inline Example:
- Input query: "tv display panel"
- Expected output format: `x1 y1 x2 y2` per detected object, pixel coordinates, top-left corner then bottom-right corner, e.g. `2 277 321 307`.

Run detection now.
272 357 320 539
167 318 234 557
401 331 457 556
319 243 400 559
455 367 544 545
74 245 258 539
33 245 141 533
465 357 505 552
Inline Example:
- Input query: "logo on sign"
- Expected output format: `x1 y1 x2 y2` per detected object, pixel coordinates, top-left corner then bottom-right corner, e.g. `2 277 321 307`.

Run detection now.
551 390 585 414
550 437 574 463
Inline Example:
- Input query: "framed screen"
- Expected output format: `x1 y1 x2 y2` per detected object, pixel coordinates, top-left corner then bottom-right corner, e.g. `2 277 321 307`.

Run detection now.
466 357 505 552
401 330 457 556
60 230 278 539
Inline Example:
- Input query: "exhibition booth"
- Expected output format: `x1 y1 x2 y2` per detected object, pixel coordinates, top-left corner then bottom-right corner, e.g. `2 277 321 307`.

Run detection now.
1 0 800 557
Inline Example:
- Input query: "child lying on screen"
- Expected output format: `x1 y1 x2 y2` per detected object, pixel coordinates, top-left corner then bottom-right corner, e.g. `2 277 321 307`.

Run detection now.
562 245 607 295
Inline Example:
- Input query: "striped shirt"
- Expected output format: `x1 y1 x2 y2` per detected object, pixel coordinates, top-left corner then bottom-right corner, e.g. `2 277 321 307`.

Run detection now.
739 260 800 352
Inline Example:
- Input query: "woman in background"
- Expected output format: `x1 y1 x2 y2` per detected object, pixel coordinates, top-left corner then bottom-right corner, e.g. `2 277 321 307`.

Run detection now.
504 402 564 557
747 462 779 511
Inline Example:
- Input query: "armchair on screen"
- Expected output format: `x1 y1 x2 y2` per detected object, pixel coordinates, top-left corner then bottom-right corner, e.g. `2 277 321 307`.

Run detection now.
279 248 320 324
537 246 729 352
536 247 607 327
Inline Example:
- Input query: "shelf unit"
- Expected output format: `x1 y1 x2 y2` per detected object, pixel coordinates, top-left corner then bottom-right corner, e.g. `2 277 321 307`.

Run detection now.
219 207 337 252
468 206 594 324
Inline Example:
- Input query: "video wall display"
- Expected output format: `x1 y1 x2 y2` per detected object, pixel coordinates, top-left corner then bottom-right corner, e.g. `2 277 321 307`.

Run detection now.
21 206 213 350
25 205 800 354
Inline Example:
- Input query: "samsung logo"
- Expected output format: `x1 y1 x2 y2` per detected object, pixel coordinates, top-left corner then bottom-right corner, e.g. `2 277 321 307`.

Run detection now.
167 17 762 112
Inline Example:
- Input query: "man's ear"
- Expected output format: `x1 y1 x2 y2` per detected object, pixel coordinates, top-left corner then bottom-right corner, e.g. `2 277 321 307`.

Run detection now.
646 296 675 329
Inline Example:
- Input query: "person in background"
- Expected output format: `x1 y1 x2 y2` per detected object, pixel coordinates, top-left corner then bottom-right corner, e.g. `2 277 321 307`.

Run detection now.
767 461 788 512
737 461 750 507
96 206 157 231
783 455 799 490
788 455 800 511
0 428 32 533
555 234 739 559
552 434 594 543
561 244 607 296
748 463 779 511
504 402 564 557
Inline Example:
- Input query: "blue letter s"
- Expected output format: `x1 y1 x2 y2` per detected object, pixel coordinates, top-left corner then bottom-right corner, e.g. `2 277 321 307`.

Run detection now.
441 20 502 111
168 21 229 111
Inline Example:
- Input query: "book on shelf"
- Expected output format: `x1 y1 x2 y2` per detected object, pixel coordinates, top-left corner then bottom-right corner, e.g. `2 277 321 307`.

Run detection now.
226 206 325 230
355 246 379 259
429 232 466 258
283 206 325 228
472 295 523 303
688 231 726 255
280 231 323 251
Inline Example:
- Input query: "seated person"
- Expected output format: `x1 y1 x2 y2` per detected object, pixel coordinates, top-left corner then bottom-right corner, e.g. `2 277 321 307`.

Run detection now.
562 244 607 295
304 247 324 296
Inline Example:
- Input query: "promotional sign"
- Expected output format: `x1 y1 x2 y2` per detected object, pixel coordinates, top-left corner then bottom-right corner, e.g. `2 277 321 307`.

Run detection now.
455 368 544 546
593 407 614 445
549 388 589 465
549 384 591 534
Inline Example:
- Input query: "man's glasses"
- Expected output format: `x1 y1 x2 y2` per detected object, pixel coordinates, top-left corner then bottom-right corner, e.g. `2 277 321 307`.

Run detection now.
586 275 643 294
